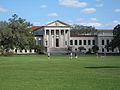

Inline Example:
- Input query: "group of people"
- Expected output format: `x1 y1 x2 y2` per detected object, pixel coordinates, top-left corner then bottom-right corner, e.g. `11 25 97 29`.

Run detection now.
96 52 107 58
47 52 107 59
47 52 78 59
70 52 78 59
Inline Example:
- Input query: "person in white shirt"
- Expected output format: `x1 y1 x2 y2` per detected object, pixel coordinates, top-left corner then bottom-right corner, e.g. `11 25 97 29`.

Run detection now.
48 52 50 59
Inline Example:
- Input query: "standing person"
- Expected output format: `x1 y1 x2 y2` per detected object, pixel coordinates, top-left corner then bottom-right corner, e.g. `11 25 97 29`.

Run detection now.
96 53 99 58
48 52 50 59
70 52 73 59
104 51 106 57
75 53 78 59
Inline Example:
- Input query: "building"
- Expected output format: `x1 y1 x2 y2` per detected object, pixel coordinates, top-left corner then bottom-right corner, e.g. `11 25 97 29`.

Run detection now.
13 20 119 54
32 20 118 54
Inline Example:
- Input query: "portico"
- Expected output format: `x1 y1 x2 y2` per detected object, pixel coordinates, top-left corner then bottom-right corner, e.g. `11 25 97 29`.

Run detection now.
43 20 71 53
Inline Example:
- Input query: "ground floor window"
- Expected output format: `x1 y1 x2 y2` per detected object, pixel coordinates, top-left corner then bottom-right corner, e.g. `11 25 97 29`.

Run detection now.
70 40 73 45
15 49 17 53
30 49 32 52
75 40 77 45
102 48 104 52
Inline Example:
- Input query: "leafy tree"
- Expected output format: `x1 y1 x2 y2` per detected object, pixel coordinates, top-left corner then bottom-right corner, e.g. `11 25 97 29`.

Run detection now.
0 14 35 55
0 21 14 54
33 45 45 54
71 24 97 35
92 45 99 53
108 24 120 52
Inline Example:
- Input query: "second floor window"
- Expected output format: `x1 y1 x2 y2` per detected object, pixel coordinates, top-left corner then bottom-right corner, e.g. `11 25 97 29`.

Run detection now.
51 30 54 35
56 30 59 35
102 40 104 45
46 30 49 35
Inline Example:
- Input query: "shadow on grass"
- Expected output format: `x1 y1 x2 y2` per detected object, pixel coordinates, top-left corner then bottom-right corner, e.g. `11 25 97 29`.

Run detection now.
85 66 120 69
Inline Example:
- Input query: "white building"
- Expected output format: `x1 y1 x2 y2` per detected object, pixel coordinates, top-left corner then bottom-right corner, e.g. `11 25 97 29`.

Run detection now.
32 20 118 54
13 20 118 54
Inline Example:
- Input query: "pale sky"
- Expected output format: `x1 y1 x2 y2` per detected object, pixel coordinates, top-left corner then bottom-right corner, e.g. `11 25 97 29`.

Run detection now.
0 0 120 29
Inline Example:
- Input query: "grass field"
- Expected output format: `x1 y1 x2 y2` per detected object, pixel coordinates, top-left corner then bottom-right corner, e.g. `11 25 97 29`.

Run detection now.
0 55 120 90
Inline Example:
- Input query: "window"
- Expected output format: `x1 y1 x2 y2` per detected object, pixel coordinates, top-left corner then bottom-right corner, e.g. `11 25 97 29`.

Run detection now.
107 48 109 52
65 30 68 33
102 40 104 45
30 49 32 52
75 48 77 51
84 40 86 45
107 40 109 45
34 49 37 52
56 30 59 35
92 40 95 45
61 30 64 35
15 49 17 53
102 48 104 52
51 30 54 35
79 40 82 45
20 50 22 53
88 40 91 45
70 40 73 45
65 41 67 45
46 41 47 46
75 40 77 45
46 30 49 35
25 49 27 52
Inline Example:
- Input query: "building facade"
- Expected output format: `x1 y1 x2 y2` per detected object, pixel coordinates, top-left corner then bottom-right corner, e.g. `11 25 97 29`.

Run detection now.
13 20 119 54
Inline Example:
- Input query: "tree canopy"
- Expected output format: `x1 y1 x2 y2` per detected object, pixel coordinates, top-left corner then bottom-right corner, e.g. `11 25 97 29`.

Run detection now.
0 14 35 55
106 24 120 52
70 24 97 35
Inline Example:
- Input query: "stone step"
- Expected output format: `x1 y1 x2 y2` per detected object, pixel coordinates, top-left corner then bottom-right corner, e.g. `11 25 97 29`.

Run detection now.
49 48 68 55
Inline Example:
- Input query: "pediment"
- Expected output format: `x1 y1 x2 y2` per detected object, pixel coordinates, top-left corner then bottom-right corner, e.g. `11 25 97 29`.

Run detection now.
45 20 70 27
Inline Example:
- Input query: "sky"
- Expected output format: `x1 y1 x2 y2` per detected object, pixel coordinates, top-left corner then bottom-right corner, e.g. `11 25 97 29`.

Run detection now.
0 0 120 29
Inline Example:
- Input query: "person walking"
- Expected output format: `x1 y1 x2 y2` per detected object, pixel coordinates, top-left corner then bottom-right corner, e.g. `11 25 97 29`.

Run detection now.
48 52 50 59
75 53 78 59
70 52 73 59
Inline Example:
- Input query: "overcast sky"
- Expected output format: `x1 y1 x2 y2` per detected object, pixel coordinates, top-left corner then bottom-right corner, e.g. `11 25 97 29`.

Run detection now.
0 0 120 29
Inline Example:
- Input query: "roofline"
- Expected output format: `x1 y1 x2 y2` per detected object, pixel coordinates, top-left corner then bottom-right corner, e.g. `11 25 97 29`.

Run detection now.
45 20 70 26
70 35 97 37
97 29 113 31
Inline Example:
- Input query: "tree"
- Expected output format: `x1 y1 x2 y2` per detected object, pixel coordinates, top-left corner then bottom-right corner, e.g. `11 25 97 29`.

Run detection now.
108 24 120 52
92 45 99 53
0 14 35 55
33 45 45 54
0 21 14 54
71 24 97 35
78 47 86 52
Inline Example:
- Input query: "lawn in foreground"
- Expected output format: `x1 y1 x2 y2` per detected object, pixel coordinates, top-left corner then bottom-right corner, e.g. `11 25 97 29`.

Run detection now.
0 55 120 90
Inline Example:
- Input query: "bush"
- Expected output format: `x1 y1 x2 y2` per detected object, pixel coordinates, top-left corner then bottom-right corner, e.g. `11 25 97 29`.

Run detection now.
34 45 45 54
3 51 14 56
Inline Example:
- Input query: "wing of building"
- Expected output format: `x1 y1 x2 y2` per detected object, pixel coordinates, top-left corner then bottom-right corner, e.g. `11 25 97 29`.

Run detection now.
31 20 119 54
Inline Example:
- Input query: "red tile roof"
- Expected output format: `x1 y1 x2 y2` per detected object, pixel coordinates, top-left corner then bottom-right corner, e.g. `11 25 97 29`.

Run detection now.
70 35 97 37
31 26 44 30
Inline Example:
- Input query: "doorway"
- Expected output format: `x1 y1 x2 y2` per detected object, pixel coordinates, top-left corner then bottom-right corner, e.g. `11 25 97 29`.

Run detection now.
56 39 59 47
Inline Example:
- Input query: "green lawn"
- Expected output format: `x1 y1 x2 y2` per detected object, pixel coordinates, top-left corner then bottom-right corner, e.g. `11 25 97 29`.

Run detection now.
0 55 120 90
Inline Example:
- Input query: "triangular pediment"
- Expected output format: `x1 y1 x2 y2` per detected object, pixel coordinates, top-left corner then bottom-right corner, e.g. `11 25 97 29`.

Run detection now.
45 20 70 27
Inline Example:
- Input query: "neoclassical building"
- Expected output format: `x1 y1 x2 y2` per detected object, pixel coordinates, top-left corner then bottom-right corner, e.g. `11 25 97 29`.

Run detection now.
13 20 119 54
32 20 118 54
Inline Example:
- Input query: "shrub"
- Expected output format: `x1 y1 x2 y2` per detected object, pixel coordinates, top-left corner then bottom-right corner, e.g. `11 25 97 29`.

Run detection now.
3 51 14 56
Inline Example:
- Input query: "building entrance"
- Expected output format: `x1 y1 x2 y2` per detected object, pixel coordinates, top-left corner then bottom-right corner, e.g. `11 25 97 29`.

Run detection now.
56 39 59 47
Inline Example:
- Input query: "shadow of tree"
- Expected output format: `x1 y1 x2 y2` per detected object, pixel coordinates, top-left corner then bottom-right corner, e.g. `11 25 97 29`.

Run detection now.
85 66 120 69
